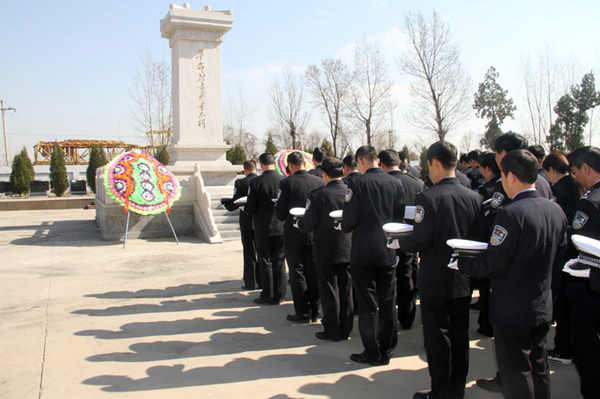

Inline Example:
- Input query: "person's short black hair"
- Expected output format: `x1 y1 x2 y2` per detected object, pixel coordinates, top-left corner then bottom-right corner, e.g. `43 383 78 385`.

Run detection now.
427 141 457 170
398 150 408 162
527 145 546 162
494 132 528 154
243 160 257 171
355 145 378 163
568 146 600 173
501 149 538 184
259 152 275 165
287 151 305 166
313 147 326 162
459 154 469 163
479 152 499 176
378 149 400 167
322 157 343 178
467 149 482 162
542 153 569 174
342 154 357 169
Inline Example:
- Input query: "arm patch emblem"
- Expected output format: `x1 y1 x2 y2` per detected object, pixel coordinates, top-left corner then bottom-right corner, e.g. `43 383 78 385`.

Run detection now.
345 189 353 202
491 192 504 208
305 198 311 210
573 210 589 230
490 225 508 246
414 205 425 223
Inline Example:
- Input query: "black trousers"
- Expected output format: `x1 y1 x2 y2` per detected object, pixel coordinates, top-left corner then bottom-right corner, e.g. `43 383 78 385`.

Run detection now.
397 251 417 329
494 323 550 399
569 298 600 399
285 244 320 318
352 265 397 360
552 279 571 356
316 262 353 340
476 278 493 333
241 228 260 289
420 296 470 399
256 235 286 303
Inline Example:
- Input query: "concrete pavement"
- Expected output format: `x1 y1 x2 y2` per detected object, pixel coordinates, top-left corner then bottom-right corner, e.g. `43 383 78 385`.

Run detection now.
0 209 581 398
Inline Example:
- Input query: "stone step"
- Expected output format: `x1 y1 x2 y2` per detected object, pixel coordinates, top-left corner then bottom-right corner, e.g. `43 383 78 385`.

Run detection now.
213 214 239 224
220 229 241 241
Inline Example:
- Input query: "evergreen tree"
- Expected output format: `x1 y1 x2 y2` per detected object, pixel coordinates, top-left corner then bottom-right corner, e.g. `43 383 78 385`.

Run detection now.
321 139 334 157
154 146 170 166
548 72 600 151
226 144 247 165
419 146 429 180
9 153 31 195
50 142 68 197
265 133 278 154
19 147 35 181
473 67 516 149
86 145 108 193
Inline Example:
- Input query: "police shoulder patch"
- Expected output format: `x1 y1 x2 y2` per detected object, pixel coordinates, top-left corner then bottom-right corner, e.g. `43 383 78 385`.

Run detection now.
490 225 508 246
305 198 311 210
573 210 589 230
491 192 504 208
414 205 425 223
345 188 353 203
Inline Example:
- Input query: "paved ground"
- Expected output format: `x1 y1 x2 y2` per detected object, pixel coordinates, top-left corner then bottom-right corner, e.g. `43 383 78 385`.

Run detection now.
0 209 581 398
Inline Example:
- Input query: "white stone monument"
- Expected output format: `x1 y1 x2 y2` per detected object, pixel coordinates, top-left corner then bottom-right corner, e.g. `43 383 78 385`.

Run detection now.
160 3 240 187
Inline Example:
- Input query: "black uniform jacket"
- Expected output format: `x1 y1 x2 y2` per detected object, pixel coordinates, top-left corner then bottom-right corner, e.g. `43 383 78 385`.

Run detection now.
552 174 579 223
567 180 600 304
342 167 405 268
476 176 499 202
388 169 424 205
342 170 360 185
246 169 284 240
275 170 324 248
308 165 323 178
489 175 553 210
399 177 482 300
459 190 567 327
300 180 351 264
407 164 421 180
227 172 257 231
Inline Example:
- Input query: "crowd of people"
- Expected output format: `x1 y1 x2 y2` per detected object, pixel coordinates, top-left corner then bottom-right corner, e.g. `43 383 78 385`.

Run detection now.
223 133 600 399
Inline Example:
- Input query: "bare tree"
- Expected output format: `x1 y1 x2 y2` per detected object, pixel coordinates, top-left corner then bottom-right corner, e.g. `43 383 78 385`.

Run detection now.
348 37 394 146
305 58 352 156
224 83 258 158
520 48 580 146
399 11 472 141
129 50 173 151
269 67 310 150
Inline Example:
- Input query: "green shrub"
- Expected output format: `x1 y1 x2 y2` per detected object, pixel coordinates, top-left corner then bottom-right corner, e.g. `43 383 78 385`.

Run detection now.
155 146 171 166
226 144 247 165
9 153 31 195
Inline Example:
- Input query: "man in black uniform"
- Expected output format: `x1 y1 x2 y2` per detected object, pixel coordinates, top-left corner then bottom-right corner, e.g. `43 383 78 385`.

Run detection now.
301 157 353 341
226 160 260 290
246 153 286 305
457 150 567 399
397 141 482 399
308 147 325 178
565 146 600 399
342 154 359 183
342 145 405 366
477 132 554 392
399 149 421 179
275 151 324 322
467 149 485 189
379 149 424 329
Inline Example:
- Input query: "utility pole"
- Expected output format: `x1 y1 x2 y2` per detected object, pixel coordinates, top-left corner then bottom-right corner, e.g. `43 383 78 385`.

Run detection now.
1 100 16 166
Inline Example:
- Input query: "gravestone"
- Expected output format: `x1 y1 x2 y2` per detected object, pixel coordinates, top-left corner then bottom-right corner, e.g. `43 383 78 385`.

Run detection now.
30 180 49 196
70 180 87 195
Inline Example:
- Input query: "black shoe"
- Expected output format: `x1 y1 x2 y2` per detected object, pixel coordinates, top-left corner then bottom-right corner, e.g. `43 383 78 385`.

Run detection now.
380 354 391 365
287 314 310 323
315 331 341 341
311 314 320 322
477 327 494 337
413 392 433 399
476 376 502 392
241 285 256 290
253 298 275 305
548 347 572 364
350 352 381 366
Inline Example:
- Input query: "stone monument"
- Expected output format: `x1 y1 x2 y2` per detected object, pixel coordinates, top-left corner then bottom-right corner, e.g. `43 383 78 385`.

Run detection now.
94 4 240 243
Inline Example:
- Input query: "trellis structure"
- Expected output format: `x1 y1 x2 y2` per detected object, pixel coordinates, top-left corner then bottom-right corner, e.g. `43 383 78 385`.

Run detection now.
33 140 146 165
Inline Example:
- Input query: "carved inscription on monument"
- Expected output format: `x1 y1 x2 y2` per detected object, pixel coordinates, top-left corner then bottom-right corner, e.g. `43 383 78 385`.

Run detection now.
195 49 206 129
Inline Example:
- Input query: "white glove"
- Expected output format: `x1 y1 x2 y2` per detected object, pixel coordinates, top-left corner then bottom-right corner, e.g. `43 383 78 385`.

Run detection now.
387 238 400 249
563 258 591 278
447 253 459 270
